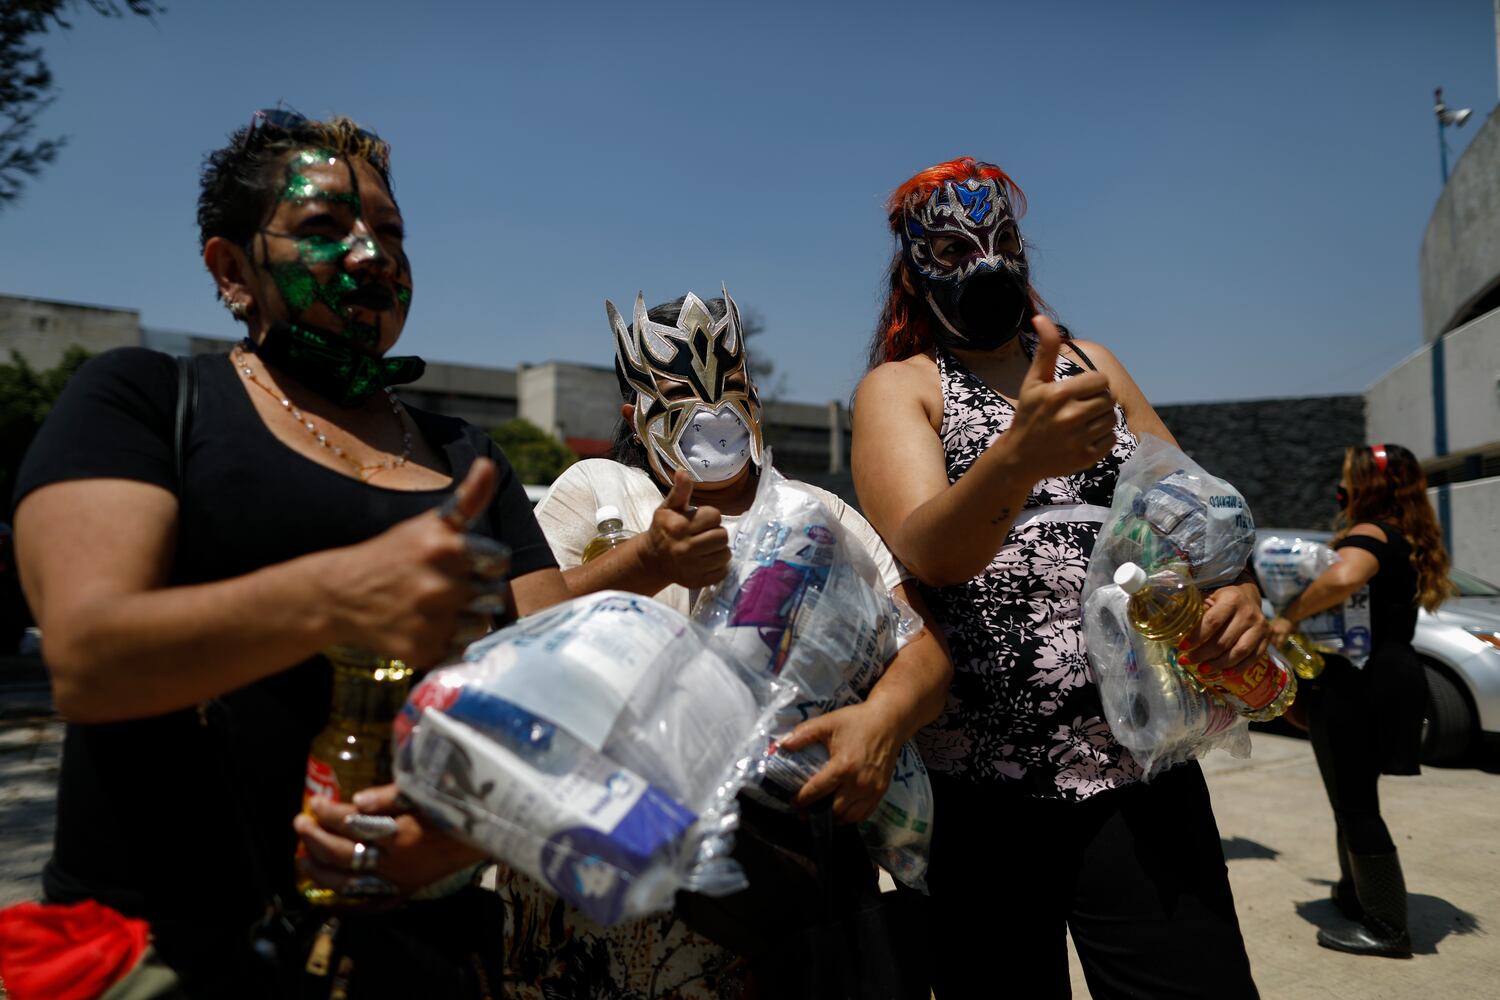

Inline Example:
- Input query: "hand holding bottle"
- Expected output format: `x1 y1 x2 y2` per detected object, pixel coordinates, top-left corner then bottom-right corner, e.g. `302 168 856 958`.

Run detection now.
1177 583 1271 675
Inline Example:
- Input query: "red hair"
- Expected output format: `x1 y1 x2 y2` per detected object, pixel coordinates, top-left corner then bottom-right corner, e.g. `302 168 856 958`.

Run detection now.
868 157 1053 368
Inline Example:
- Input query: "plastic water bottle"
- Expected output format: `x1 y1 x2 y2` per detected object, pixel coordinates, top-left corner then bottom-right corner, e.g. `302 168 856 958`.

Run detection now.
581 506 636 563
1114 562 1296 721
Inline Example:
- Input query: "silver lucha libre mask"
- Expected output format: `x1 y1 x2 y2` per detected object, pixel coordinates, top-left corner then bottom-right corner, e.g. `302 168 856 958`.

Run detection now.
903 176 1031 350
608 288 764 485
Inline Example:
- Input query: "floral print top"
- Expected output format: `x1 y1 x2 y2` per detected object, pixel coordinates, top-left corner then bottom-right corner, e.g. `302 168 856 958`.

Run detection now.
914 336 1144 800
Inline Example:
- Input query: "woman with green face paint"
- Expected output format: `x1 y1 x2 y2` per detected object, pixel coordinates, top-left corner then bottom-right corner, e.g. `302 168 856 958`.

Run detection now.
10 111 571 996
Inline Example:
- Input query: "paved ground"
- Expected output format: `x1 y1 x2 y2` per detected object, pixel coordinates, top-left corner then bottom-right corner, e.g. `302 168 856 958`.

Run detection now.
0 682 59 911
3 676 1496 998
1066 728 1500 998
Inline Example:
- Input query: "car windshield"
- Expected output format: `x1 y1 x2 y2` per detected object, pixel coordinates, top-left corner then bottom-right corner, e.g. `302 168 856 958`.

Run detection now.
1450 567 1500 597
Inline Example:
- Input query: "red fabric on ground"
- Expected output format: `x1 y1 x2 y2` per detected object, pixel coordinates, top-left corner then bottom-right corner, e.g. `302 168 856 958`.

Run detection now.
0 899 149 1000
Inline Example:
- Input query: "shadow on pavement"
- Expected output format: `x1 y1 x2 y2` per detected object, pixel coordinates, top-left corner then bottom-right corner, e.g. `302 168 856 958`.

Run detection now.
1294 890 1482 955
1221 836 1280 861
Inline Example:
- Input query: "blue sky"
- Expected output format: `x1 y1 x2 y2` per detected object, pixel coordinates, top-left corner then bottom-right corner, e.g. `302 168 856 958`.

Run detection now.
1 0 1496 407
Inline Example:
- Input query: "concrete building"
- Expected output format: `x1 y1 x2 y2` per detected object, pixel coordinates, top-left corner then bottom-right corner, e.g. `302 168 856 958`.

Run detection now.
4 292 1386 526
1366 103 1500 577
0 293 855 493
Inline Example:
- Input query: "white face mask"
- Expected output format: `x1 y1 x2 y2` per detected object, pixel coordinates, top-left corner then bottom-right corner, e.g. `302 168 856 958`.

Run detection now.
677 404 752 483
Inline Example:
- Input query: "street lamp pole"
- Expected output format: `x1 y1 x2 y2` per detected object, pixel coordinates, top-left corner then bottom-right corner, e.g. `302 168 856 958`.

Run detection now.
1434 87 1473 184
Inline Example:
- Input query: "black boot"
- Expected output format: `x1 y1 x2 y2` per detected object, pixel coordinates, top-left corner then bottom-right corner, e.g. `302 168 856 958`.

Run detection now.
1331 828 1361 920
1317 851 1412 958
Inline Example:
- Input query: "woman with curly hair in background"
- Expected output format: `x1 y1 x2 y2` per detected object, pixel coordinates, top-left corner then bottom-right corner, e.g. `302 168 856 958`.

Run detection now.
1271 443 1451 958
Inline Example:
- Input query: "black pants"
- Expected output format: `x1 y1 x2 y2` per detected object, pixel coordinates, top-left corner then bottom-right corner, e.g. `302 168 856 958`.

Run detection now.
921 764 1257 999
1305 662 1397 855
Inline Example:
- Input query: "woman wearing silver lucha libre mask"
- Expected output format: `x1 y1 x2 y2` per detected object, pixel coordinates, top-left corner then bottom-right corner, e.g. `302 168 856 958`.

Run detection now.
853 158 1263 997
492 291 950 998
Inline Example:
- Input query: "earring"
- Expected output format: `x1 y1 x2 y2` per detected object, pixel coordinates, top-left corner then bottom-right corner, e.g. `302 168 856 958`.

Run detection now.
227 299 248 319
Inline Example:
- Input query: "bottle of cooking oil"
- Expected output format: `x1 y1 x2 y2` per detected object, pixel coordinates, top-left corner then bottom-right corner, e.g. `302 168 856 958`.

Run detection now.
581 505 635 563
1278 630 1326 680
299 646 415 907
1114 562 1296 721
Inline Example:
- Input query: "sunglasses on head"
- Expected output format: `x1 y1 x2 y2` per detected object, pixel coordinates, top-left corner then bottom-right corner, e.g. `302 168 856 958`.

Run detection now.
1370 444 1389 472
247 108 387 167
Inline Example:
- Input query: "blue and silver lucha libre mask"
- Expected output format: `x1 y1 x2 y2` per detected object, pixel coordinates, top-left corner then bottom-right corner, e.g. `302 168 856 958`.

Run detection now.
903 177 1031 351
608 288 764 485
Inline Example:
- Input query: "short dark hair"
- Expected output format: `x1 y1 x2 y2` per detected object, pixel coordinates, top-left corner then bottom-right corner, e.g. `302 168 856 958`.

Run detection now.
196 114 394 256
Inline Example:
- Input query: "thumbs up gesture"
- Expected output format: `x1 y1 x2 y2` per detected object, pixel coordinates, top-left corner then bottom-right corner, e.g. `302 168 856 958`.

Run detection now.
321 458 504 666
1007 316 1119 480
639 469 732 588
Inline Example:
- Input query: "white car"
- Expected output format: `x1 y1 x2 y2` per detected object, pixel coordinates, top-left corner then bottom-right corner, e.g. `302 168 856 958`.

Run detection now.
1255 530 1500 764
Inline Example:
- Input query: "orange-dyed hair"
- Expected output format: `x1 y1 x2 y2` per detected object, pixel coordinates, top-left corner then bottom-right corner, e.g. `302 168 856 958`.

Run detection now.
1335 443 1453 612
867 156 1055 369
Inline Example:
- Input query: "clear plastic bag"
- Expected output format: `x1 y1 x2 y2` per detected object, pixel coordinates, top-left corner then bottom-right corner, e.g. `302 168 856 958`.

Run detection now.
1082 435 1253 778
1252 535 1373 667
394 592 775 926
694 459 934 890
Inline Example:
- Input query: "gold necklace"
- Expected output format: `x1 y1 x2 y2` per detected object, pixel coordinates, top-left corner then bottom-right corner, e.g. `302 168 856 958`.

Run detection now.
233 347 413 480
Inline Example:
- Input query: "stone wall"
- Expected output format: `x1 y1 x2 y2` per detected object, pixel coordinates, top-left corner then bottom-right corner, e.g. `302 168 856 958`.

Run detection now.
1155 395 1366 531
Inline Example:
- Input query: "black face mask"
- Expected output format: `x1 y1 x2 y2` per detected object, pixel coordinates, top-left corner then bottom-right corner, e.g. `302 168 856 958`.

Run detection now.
926 265 1030 352
1335 486 1349 509
252 322 426 408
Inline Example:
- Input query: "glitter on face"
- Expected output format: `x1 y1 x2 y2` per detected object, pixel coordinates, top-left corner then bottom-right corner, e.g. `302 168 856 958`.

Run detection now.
255 149 412 355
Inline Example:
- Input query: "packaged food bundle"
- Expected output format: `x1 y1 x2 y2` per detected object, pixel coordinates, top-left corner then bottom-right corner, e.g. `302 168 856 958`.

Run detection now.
1082 435 1258 778
1253 535 1372 667
394 592 769 925
695 461 933 889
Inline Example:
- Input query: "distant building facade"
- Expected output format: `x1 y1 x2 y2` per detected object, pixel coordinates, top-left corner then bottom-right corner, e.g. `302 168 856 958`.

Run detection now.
1366 103 1500 577
0 293 856 494
3 293 1373 526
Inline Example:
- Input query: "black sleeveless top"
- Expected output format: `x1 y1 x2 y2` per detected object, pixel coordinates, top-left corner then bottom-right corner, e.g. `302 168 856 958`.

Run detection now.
1334 521 1417 649
1330 521 1424 775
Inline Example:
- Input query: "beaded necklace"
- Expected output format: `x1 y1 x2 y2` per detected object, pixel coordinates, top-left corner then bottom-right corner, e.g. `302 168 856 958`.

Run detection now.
233 346 413 481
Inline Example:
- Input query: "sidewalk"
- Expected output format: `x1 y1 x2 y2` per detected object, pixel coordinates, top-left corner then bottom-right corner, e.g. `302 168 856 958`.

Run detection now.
0 681 59 909
1067 729 1500 998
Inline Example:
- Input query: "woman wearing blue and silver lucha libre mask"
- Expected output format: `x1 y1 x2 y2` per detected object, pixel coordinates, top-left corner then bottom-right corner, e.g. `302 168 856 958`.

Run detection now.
508 290 952 998
853 157 1265 997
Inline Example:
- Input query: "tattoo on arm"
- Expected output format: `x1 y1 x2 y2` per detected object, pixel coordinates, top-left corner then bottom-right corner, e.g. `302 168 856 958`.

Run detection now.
989 506 1013 526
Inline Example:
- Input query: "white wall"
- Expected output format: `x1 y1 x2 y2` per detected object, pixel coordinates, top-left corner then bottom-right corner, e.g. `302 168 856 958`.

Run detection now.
1443 313 1500 457
0 296 139 369
1369 312 1500 579
1442 478 1500 578
1366 311 1500 462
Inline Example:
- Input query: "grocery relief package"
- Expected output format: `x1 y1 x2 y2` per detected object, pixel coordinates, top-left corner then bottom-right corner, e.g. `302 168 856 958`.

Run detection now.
1253 534 1373 667
394 592 773 926
1082 435 1253 778
694 460 934 890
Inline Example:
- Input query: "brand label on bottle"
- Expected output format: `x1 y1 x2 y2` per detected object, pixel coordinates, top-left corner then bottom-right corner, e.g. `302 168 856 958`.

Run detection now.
305 754 341 803
1214 654 1287 710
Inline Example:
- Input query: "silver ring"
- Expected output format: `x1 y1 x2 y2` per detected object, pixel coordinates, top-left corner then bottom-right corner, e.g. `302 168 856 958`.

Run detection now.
350 841 381 873
343 814 400 842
